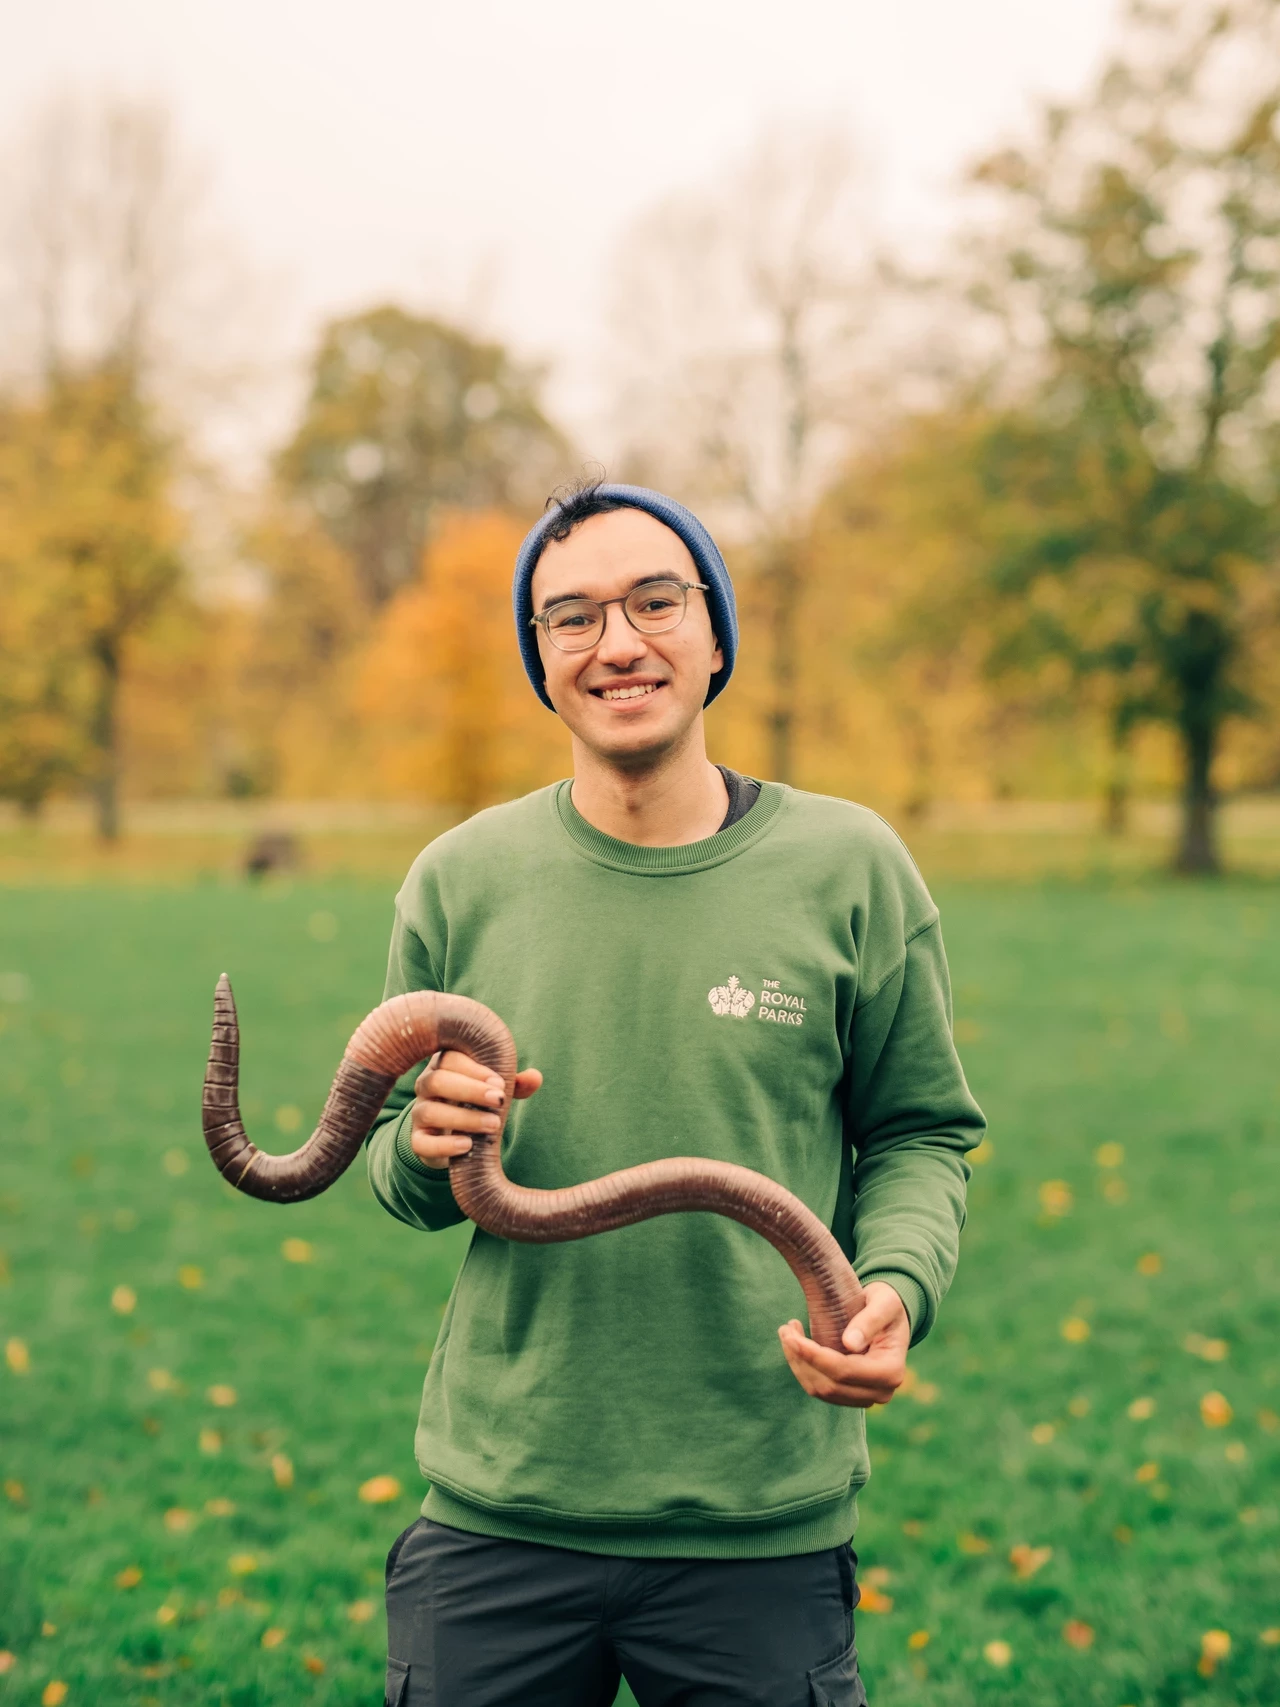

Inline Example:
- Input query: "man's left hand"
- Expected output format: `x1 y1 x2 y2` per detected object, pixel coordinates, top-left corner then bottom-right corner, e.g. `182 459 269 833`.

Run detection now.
778 1281 910 1408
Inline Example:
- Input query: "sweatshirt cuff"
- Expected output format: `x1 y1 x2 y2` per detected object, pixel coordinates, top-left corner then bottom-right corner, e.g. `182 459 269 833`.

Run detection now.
859 1271 929 1343
393 1112 453 1181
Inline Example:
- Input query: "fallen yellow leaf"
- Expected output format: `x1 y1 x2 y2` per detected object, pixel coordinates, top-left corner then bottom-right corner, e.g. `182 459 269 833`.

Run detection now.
1039 1180 1072 1217
358 1475 402 1504
1184 1333 1228 1362
1225 1441 1247 1463
1062 1620 1094 1649
1135 1462 1159 1483
1199 1629 1231 1678
115 1565 143 1589
1061 1317 1090 1343
303 1655 325 1674
281 1239 313 1264
983 1640 1012 1668
271 1453 294 1490
1127 1397 1156 1420
4 1479 25 1504
178 1266 204 1291
207 1385 237 1408
228 1553 258 1576
1136 1252 1162 1275
957 1532 991 1555
205 1498 236 1517
1201 1391 1233 1428
0 1651 14 1674
969 1139 994 1165
1095 1143 1124 1168
155 1605 178 1626
164 1508 195 1534
346 1599 376 1623
147 1369 175 1392
1030 1422 1055 1445
42 1683 67 1706
6 1337 30 1374
907 1630 930 1650
111 1285 137 1316
1067 1396 1090 1418
1259 1408 1280 1433
859 1583 893 1613
1010 1544 1053 1580
1260 1627 1280 1645
199 1428 223 1454
261 1627 287 1650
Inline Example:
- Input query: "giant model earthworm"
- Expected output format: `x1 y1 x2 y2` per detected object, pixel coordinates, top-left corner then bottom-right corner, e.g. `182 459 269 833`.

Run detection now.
202 976 864 1350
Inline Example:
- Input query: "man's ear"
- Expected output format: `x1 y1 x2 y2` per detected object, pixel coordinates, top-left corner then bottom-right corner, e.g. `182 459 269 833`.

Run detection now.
710 633 725 675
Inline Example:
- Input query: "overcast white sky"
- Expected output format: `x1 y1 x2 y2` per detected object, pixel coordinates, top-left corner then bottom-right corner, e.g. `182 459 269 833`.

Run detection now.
3 0 1120 454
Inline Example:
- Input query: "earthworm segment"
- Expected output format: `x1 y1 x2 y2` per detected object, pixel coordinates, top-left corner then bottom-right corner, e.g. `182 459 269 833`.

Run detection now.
202 976 864 1349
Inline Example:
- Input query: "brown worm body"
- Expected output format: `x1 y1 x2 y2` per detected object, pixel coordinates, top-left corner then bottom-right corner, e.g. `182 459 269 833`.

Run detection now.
202 976 864 1349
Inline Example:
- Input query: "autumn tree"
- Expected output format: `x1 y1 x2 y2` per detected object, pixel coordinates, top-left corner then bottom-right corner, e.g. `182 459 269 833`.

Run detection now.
0 94 238 835
226 502 374 799
0 371 183 836
355 511 569 813
954 0 1280 871
279 307 571 607
607 124 881 784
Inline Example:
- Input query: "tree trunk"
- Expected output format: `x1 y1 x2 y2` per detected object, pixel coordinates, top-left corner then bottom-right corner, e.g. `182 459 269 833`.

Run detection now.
766 542 799 786
1103 721 1132 837
90 632 121 842
1173 711 1219 875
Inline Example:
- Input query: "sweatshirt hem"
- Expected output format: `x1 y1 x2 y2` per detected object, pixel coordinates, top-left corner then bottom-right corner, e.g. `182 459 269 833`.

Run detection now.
421 1481 861 1560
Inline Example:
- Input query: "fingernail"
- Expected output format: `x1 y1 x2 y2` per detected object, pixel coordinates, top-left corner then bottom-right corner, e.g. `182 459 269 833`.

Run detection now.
484 1088 502 1104
483 1115 501 1131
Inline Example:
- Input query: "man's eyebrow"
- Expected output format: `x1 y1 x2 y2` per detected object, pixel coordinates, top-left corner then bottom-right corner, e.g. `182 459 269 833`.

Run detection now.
537 574 679 612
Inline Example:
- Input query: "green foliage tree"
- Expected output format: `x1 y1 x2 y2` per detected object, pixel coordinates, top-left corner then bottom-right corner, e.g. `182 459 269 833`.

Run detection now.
958 0 1280 871
278 306 571 607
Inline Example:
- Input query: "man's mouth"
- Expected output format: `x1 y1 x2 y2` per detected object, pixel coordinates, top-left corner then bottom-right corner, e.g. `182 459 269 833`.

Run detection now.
592 682 663 702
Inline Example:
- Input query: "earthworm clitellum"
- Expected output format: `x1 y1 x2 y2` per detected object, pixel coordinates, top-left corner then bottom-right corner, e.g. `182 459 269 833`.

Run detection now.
202 976 864 1350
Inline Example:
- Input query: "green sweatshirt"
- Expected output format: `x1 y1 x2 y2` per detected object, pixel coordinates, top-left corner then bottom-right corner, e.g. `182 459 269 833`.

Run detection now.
367 780 984 1559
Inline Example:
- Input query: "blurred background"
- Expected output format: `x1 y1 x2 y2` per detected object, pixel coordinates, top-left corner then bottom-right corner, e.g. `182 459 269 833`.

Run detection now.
1 2 1278 1704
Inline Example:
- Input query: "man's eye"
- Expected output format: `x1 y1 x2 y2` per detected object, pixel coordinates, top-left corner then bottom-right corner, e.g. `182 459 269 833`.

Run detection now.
549 607 595 629
635 595 677 614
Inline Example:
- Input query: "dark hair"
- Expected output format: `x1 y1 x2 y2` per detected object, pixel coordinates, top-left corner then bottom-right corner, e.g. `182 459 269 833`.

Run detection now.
541 471 629 544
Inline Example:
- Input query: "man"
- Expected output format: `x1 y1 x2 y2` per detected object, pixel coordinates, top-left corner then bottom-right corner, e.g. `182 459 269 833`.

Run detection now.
367 481 985 1707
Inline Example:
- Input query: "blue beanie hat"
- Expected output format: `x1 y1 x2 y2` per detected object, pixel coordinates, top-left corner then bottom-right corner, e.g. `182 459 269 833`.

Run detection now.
512 484 738 711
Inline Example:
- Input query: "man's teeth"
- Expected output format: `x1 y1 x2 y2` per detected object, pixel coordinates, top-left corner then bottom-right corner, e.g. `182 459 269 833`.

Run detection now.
600 684 658 700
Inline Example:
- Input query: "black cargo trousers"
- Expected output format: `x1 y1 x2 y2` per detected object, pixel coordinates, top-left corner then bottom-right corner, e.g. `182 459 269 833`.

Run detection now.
384 1519 867 1706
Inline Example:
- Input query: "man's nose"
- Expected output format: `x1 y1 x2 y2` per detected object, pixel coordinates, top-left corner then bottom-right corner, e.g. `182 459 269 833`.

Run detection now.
594 603 647 668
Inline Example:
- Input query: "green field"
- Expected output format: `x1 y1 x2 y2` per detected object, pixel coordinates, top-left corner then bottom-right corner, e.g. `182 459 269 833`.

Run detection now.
1 874 1278 1705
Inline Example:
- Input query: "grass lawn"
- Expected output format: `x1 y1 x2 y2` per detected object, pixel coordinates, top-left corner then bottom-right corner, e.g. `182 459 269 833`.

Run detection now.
1 872 1278 1704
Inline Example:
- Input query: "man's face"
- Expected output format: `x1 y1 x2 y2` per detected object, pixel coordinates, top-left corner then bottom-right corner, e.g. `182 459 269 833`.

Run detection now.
531 509 724 766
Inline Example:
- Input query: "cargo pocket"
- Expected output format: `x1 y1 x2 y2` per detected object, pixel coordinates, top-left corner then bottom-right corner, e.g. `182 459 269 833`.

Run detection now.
808 1638 868 1706
385 1656 410 1706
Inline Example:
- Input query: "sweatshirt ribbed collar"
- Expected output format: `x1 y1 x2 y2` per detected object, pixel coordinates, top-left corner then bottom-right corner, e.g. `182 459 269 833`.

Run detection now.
552 779 785 876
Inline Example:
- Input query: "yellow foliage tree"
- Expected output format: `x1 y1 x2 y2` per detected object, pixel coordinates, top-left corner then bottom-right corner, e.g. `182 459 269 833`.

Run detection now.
355 511 569 813
0 370 182 833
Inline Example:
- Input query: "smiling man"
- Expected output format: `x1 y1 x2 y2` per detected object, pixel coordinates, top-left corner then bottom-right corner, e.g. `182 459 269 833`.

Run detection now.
366 480 985 1706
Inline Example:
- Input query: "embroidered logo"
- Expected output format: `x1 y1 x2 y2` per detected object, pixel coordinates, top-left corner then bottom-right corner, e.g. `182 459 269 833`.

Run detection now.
707 975 756 1018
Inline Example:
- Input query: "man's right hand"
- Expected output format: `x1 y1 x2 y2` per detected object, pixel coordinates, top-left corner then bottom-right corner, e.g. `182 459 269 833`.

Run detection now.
410 1051 543 1170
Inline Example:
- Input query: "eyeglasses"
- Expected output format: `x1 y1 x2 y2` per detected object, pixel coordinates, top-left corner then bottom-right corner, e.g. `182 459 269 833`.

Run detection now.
530 579 710 653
